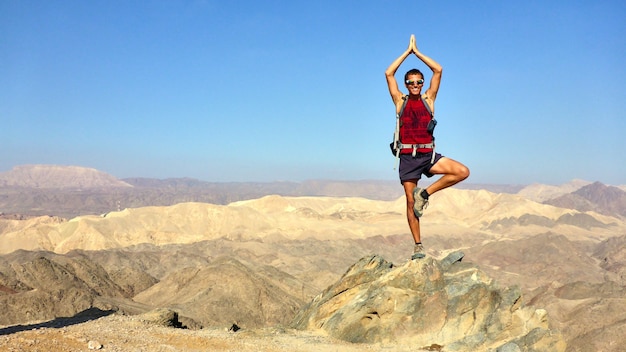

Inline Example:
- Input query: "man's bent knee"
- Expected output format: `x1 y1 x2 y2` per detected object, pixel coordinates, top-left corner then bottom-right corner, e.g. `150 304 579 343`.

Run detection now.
458 165 470 180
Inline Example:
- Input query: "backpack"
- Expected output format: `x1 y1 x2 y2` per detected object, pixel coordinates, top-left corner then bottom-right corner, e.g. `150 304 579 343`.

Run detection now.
390 94 437 169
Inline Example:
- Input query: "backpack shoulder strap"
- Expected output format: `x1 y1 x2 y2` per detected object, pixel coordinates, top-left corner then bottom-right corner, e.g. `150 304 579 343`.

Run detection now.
421 95 433 117
397 95 409 118
392 95 409 170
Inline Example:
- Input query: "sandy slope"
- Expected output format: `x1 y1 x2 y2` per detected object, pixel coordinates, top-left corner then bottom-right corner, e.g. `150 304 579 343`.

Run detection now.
0 188 623 255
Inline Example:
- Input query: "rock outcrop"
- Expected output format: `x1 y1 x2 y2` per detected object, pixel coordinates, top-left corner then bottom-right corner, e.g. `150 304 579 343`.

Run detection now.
291 252 566 351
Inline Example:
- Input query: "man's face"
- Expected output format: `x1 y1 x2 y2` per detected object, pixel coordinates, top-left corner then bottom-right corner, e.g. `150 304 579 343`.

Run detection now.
404 74 424 96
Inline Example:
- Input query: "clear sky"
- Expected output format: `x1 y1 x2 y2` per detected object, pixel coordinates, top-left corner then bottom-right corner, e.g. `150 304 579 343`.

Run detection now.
2 0 625 185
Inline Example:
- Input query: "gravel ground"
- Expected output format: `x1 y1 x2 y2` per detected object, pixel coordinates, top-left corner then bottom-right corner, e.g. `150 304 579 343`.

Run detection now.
0 314 430 352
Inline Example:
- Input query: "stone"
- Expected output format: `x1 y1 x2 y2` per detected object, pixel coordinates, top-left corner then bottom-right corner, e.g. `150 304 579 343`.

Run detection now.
140 308 184 328
87 340 103 349
440 250 465 271
496 342 521 352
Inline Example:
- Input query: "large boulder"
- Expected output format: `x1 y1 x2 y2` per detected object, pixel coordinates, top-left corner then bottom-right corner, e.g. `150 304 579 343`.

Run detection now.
291 252 566 351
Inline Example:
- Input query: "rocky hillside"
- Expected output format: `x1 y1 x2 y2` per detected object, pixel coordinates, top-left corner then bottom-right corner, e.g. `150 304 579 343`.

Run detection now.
0 252 569 352
1 227 625 350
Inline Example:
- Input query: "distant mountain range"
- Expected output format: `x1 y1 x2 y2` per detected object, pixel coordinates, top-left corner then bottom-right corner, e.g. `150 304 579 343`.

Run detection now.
0 164 131 189
0 164 624 219
544 181 626 218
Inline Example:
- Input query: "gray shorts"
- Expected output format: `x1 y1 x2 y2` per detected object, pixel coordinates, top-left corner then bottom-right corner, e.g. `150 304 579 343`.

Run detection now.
398 152 443 184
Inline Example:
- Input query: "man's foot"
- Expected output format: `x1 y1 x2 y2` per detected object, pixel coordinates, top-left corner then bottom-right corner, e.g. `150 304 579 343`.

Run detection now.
411 243 426 260
412 188 429 217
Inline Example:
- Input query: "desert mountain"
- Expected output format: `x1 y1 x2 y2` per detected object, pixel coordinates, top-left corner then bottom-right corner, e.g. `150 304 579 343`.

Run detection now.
0 163 530 220
544 181 626 218
516 179 591 202
0 250 140 326
0 165 132 189
133 256 305 328
1 164 622 221
0 165 408 218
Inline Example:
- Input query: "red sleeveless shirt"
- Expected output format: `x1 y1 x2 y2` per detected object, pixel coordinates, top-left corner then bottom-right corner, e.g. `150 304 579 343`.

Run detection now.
399 96 434 154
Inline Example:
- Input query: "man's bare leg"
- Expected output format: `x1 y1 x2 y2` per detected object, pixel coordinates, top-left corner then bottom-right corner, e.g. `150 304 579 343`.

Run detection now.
403 180 421 243
424 157 469 196
403 158 468 259
404 180 427 259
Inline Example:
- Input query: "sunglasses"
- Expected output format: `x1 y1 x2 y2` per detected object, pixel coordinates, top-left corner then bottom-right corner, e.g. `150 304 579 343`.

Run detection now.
405 79 424 85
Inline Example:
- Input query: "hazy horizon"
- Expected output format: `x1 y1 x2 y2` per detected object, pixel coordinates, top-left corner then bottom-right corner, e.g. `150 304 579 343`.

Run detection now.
1 163 620 187
1 163 623 188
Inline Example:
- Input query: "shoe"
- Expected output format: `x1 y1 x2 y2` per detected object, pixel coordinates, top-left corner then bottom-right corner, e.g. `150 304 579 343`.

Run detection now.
412 188 429 217
411 243 426 260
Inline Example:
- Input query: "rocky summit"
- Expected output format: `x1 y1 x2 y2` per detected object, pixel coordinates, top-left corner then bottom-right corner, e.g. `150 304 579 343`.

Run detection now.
291 252 566 352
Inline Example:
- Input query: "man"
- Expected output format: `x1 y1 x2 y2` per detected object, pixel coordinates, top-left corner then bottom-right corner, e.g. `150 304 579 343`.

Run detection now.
385 35 469 260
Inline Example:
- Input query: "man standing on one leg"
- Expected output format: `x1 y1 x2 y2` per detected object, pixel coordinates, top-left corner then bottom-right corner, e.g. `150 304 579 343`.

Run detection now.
385 35 470 260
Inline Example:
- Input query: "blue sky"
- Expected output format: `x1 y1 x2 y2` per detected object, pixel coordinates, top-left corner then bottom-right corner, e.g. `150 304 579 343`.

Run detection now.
1 1 625 185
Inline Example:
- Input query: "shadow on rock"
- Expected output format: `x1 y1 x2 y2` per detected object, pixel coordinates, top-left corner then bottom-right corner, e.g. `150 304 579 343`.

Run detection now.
0 307 115 336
